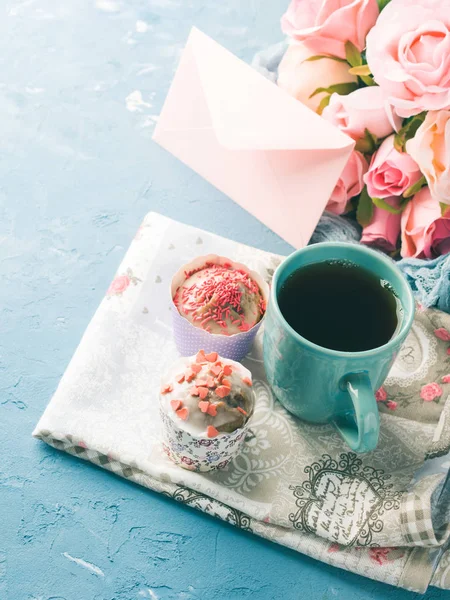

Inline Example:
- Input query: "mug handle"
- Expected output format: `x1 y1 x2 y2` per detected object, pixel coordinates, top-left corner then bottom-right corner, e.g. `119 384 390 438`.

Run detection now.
334 372 380 453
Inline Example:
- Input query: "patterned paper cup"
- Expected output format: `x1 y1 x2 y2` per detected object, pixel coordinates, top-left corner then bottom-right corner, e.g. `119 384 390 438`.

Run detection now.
170 255 269 361
159 406 252 472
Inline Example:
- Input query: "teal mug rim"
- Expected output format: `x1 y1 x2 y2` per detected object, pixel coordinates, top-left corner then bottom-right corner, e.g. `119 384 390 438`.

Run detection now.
270 242 415 359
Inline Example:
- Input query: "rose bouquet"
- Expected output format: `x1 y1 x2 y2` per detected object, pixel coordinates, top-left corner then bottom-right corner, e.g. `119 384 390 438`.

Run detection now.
277 0 450 259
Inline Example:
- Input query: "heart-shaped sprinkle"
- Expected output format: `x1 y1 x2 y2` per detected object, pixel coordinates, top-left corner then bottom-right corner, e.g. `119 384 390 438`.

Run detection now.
198 386 209 400
198 401 209 413
222 365 232 376
191 363 202 374
207 403 217 417
210 365 222 376
190 386 199 396
161 384 173 394
237 406 247 416
206 376 215 388
196 350 207 363
242 377 252 386
207 425 219 438
196 379 208 387
221 378 232 388
175 373 185 384
176 407 189 420
170 400 182 412
185 370 196 383
205 352 218 362
216 386 230 398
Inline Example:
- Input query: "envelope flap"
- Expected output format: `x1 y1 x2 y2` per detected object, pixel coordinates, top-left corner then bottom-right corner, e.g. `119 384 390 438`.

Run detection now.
189 28 354 151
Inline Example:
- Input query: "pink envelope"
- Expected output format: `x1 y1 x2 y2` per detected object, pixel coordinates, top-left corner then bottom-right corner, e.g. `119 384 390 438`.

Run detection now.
153 28 355 248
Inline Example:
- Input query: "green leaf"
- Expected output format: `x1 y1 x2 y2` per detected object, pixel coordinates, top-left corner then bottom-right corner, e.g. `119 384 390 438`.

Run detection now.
316 94 331 115
345 41 362 68
377 0 391 9
309 87 329 99
393 112 427 152
372 197 404 214
393 133 405 153
359 74 377 87
355 128 379 154
348 64 372 76
356 186 374 227
440 202 449 216
403 175 427 198
304 54 347 64
309 82 358 99
405 115 426 140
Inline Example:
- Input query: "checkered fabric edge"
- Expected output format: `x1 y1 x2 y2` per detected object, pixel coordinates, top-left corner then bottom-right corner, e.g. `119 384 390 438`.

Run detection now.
400 482 450 547
36 430 143 483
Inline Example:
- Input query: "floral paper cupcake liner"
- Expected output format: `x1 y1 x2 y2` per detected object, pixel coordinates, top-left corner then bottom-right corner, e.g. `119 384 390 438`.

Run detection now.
160 408 250 472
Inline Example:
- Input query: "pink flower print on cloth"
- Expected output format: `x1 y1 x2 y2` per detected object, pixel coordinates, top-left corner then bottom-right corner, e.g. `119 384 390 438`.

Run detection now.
375 387 397 410
434 328 450 341
107 268 141 297
420 383 443 402
375 387 387 402
369 547 403 566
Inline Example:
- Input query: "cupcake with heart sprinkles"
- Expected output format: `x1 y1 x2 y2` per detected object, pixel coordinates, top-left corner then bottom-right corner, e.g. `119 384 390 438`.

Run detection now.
171 254 269 361
159 350 255 471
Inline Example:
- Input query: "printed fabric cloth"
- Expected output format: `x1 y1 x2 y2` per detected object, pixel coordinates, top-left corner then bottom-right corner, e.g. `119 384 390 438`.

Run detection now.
34 212 450 594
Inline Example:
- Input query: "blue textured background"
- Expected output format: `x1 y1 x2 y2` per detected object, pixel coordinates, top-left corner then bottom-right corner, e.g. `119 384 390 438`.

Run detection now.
1 1 448 598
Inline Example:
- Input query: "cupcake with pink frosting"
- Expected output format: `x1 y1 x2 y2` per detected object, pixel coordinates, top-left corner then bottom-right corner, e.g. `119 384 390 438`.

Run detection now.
170 255 268 361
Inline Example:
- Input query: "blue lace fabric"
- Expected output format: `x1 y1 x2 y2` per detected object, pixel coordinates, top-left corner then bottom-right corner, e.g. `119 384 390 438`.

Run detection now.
398 254 450 314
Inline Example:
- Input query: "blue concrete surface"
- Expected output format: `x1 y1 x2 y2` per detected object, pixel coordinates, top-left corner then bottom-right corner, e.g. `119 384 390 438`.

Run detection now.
1 1 449 598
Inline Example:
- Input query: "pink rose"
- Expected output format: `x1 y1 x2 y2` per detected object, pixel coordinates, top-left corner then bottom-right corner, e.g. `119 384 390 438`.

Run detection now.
375 387 387 402
442 375 450 384
420 382 443 402
366 0 450 118
401 187 450 258
107 274 130 296
281 0 379 60
435 328 450 341
323 87 401 141
364 135 422 199
326 151 368 215
361 198 401 253
386 401 398 411
277 42 357 113
406 111 450 206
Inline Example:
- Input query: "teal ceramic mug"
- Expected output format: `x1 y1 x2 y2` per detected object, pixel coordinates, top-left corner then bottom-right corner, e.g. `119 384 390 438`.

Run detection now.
263 242 415 453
